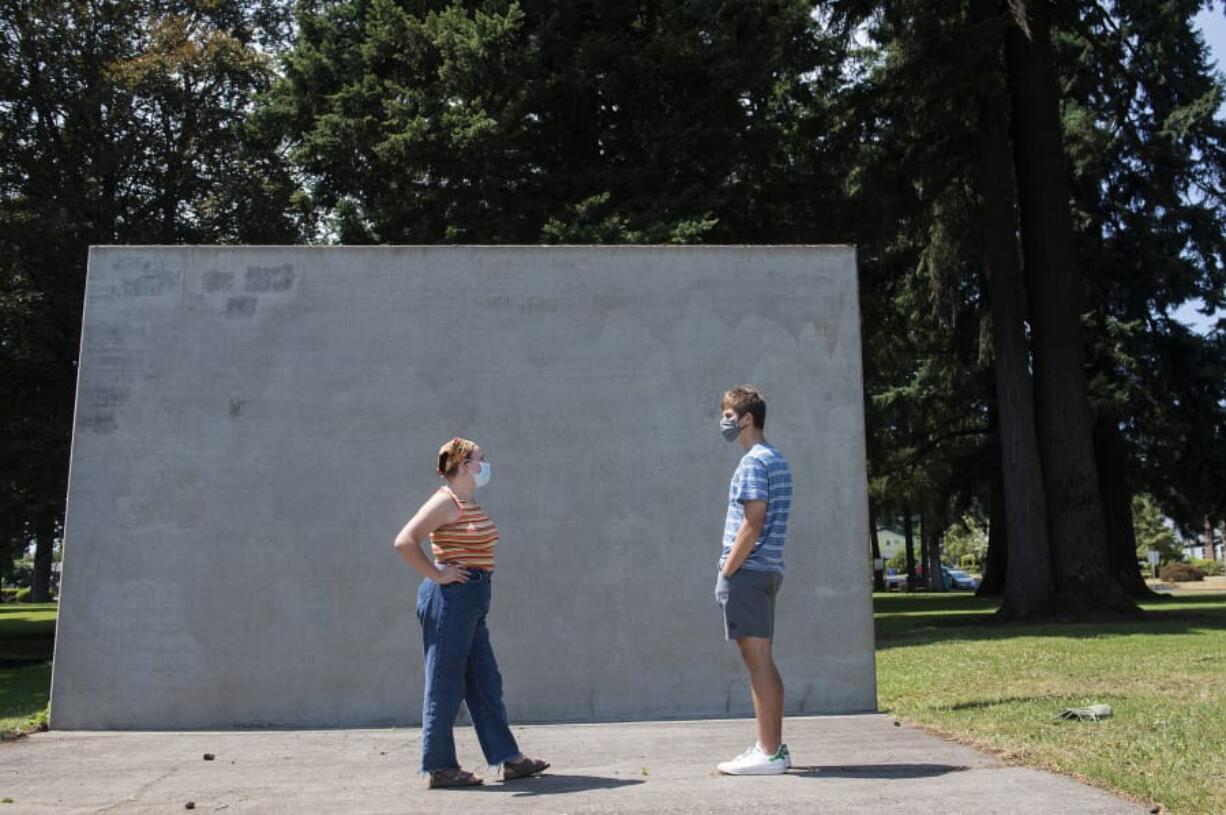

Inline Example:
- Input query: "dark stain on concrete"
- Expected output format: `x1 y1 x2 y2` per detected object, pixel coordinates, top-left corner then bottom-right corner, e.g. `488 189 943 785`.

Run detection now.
226 297 257 318
244 265 295 293
80 385 128 434
229 397 245 418
80 413 118 434
592 293 627 317
203 270 235 292
122 272 175 297
89 386 128 409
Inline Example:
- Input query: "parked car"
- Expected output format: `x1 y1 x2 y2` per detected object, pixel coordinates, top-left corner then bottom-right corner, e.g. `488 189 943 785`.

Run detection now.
883 568 908 590
942 567 979 590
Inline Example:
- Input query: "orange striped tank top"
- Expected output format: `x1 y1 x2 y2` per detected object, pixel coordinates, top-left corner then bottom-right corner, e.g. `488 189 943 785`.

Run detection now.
430 487 499 570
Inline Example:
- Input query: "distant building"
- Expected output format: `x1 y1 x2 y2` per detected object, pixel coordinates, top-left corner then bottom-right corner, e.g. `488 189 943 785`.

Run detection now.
1183 528 1224 562
876 526 909 560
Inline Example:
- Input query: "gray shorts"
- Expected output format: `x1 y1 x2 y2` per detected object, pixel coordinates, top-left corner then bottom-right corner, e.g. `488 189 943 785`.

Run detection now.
715 569 783 640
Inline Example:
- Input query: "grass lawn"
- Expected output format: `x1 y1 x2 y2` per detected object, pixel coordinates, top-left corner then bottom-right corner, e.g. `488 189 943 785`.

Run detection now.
0 663 50 739
875 591 1226 815
0 603 56 740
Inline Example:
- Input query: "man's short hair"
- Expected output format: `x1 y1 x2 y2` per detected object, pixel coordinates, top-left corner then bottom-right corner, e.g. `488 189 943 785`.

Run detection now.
721 385 766 430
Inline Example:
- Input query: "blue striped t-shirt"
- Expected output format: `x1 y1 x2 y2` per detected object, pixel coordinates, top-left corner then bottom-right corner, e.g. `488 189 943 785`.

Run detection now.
720 443 792 573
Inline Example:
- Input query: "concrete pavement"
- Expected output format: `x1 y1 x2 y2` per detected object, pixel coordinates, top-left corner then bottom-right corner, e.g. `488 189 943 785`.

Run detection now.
0 714 1144 813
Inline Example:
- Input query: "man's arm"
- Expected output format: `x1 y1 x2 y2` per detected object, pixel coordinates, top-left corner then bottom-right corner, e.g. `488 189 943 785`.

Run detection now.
722 500 766 576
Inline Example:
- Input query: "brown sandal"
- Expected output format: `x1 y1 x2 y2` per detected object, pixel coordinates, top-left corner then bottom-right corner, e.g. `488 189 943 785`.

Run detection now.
503 756 550 781
428 767 484 788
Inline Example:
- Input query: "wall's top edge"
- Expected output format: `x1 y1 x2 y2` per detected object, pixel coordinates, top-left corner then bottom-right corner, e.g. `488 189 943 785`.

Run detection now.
87 244 857 251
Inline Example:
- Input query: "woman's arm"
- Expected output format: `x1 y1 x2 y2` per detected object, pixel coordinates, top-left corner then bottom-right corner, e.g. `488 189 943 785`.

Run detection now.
393 490 469 583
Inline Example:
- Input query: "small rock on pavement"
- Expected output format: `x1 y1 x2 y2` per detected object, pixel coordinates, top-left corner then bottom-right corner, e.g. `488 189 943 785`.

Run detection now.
185 803 195 810
203 753 215 761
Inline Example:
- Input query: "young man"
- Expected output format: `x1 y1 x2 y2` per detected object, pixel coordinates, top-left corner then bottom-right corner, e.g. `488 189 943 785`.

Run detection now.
714 384 793 775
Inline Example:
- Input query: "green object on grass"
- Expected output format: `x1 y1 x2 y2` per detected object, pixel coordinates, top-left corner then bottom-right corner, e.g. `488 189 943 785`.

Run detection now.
1055 704 1113 721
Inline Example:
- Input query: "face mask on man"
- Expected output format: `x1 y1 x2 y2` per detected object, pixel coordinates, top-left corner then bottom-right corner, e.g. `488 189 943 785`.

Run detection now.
473 461 491 488
720 415 742 442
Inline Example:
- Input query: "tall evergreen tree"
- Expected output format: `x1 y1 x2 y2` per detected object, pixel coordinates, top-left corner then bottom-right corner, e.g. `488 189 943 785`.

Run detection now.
1061 0 1226 560
1005 0 1135 613
841 0 1224 617
5 0 1224 614
0 0 304 598
970 0 1053 618
265 0 852 244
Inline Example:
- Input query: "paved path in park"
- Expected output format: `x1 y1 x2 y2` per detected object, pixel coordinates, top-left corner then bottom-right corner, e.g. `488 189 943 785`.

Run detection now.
0 714 1144 813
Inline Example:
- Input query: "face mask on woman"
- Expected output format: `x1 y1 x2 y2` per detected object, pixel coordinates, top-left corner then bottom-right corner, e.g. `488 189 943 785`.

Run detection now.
473 461 491 488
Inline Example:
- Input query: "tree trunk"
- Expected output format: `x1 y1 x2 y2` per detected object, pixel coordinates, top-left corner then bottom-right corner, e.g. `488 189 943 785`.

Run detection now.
903 505 917 587
977 472 1007 597
869 501 886 592
1094 418 1159 598
922 505 945 591
1005 0 1135 614
971 0 1053 618
919 510 930 588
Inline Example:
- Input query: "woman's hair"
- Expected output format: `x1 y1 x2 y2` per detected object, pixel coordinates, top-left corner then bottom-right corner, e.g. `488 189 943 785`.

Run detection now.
437 437 476 478
721 385 767 430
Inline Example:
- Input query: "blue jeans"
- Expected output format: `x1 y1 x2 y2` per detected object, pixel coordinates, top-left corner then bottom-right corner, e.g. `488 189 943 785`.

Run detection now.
416 573 520 773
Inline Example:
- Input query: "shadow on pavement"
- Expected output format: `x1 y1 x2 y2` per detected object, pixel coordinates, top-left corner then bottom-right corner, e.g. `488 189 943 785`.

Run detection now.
790 763 970 779
434 774 646 796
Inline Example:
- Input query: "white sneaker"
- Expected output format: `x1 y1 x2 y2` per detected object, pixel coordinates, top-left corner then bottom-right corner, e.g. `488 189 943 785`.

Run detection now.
716 743 789 775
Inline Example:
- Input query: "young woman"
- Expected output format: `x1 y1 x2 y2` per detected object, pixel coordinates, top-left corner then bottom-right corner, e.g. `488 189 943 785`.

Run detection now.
393 437 549 787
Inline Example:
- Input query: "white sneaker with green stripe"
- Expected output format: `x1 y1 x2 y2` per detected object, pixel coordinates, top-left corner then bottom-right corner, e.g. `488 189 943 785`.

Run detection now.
716 743 791 775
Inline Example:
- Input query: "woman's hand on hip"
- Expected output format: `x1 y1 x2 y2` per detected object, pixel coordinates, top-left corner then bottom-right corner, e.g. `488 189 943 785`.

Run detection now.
434 563 470 584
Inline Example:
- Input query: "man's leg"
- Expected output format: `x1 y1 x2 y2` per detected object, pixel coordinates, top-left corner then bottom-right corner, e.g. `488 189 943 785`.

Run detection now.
734 635 783 754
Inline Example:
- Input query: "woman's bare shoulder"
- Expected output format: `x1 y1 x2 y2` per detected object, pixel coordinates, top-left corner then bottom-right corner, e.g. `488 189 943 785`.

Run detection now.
421 486 462 521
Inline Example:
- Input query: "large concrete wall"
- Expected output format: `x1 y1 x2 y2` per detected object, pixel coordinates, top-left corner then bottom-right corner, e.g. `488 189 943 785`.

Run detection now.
51 246 876 729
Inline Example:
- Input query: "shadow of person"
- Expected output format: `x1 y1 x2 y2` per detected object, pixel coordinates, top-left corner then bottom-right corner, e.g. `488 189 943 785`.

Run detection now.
790 763 969 779
508 774 647 797
433 774 646 796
